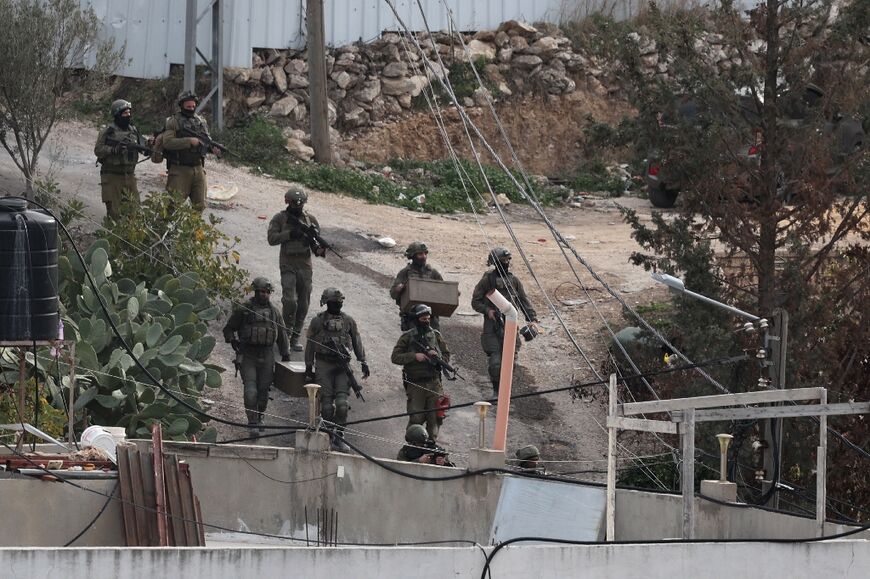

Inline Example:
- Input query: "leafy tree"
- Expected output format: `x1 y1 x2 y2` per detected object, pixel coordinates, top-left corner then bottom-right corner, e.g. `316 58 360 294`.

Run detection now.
587 2 868 517
102 192 248 303
0 0 123 192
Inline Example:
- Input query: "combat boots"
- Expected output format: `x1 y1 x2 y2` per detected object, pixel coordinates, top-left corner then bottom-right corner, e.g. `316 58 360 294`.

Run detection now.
330 431 350 453
289 332 303 352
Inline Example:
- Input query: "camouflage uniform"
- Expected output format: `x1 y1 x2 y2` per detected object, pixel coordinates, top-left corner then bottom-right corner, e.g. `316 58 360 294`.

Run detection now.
304 308 366 433
223 294 289 427
94 121 143 219
391 324 450 441
267 205 323 347
471 253 537 393
160 110 211 211
389 262 444 331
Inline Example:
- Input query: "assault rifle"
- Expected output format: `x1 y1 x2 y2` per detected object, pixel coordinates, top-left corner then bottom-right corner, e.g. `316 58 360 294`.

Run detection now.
412 335 463 381
105 136 152 157
286 211 344 259
329 338 365 401
178 126 237 158
230 340 243 377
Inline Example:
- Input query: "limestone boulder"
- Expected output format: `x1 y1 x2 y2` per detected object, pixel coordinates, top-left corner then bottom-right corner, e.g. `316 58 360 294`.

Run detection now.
466 39 496 61
513 54 543 69
287 74 309 89
498 20 538 37
260 65 274 86
272 65 288 92
382 61 408 78
285 138 314 161
268 95 299 117
353 78 381 103
381 76 416 96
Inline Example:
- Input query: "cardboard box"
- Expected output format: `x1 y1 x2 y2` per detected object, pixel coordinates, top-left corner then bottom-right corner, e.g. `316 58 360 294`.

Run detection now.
399 278 459 317
273 360 308 397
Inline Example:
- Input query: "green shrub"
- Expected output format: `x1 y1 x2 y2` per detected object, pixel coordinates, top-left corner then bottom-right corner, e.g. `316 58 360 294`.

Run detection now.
102 192 247 303
56 239 223 441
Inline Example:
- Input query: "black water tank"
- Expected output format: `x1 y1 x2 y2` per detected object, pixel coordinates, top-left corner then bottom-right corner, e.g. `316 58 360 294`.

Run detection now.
0 198 59 341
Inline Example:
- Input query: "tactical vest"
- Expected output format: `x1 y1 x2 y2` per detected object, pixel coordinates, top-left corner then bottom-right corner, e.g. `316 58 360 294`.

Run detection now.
402 328 444 381
164 113 208 167
98 124 142 172
238 302 278 347
279 211 317 259
311 312 352 357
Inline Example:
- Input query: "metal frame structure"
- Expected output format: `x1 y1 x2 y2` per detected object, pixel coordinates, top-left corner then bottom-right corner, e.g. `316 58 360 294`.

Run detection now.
0 340 77 447
605 376 869 540
184 0 224 131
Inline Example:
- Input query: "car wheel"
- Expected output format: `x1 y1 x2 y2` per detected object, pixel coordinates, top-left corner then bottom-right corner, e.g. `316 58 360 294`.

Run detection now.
648 185 679 208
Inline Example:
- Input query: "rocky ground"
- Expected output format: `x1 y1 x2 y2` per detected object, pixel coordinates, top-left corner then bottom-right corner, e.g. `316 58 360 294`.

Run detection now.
0 119 671 474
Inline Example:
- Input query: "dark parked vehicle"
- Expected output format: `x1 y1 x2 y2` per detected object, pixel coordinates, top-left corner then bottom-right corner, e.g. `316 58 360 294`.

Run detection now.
644 86 865 208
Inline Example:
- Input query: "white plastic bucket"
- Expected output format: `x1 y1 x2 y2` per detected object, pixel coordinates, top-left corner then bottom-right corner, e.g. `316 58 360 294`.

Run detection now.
80 425 117 462
102 426 127 445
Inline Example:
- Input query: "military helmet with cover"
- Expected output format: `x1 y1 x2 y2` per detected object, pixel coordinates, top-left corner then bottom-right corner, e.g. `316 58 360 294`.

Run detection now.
110 99 132 117
516 445 540 461
405 424 428 444
284 188 308 207
408 303 432 320
251 277 273 292
404 241 429 259
487 247 512 266
177 90 199 106
320 287 345 306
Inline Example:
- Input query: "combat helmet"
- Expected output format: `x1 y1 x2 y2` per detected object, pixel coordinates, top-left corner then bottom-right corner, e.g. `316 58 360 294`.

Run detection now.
251 277 273 292
487 247 512 267
284 188 308 207
404 241 429 259
110 99 132 117
405 424 428 444
320 287 345 306
515 445 540 461
408 303 432 320
177 90 199 106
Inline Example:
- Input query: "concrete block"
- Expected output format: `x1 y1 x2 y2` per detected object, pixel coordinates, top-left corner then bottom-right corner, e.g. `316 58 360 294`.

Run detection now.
468 448 505 471
701 479 738 503
295 430 331 453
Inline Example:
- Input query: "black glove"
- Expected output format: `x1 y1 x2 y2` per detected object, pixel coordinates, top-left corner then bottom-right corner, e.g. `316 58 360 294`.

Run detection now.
281 353 291 362
230 339 241 352
304 365 315 382
360 362 370 379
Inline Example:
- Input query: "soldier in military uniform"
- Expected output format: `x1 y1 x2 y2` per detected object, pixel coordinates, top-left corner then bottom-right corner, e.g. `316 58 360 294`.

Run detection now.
514 445 545 474
93 99 145 219
471 247 538 394
391 304 451 441
389 241 445 331
267 188 326 351
222 277 290 435
159 90 221 211
396 424 454 466
304 288 369 452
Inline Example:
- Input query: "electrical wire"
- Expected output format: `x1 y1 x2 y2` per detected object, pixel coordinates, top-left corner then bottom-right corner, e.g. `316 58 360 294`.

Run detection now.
63 482 118 546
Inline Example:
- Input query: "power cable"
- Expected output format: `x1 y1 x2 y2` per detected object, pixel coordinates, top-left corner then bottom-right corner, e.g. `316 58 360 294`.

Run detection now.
63 482 118 546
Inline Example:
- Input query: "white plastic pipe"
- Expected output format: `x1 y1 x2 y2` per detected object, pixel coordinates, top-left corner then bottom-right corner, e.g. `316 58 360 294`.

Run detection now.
487 289 517 451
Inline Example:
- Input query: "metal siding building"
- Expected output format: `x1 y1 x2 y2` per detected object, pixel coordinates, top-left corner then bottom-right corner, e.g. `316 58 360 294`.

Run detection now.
84 0 565 79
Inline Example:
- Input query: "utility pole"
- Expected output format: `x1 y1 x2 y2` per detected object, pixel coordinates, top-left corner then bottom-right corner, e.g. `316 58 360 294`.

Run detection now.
307 0 332 163
762 309 788 507
182 0 225 131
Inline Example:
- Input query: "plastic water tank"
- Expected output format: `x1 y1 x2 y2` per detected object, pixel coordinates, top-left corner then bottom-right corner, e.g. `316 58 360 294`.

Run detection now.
0 198 59 341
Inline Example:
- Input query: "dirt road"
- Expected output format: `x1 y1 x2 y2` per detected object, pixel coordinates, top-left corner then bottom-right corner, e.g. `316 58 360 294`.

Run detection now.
0 120 668 471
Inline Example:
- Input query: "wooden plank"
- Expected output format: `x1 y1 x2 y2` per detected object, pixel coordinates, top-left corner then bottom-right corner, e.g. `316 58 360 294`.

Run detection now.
161 441 210 457
177 459 201 546
680 409 695 540
116 447 139 546
163 455 185 545
138 450 158 546
128 449 150 545
194 496 206 546
208 445 279 460
151 424 169 547
694 402 869 422
606 416 678 435
623 387 824 416
606 374 617 542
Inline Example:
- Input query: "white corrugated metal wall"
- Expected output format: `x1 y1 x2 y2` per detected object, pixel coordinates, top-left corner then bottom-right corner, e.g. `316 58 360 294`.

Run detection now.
83 0 566 79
